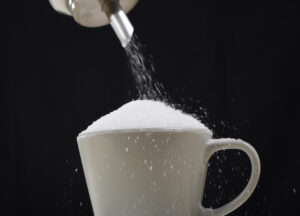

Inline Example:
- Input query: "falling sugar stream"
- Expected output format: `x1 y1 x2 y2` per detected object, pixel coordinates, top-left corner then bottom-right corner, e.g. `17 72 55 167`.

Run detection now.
125 35 170 101
124 35 212 127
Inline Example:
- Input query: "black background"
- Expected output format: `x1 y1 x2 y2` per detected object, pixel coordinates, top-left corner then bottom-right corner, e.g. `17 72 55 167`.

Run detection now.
4 0 300 215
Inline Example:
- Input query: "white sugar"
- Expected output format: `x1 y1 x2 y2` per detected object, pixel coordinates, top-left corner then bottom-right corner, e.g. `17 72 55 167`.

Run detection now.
80 100 211 135
125 35 167 100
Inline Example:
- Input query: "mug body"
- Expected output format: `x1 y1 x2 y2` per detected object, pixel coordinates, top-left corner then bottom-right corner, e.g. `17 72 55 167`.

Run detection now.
77 129 212 216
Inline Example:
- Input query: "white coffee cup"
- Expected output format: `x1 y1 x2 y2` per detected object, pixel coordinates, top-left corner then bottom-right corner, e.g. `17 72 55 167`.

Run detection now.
77 128 260 216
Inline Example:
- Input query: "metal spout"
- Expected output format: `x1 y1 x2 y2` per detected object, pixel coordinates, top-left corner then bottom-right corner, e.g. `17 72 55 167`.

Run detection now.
50 0 137 47
102 1 134 47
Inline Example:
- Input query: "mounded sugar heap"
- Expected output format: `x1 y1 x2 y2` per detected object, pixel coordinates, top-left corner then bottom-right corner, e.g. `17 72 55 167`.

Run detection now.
80 100 211 135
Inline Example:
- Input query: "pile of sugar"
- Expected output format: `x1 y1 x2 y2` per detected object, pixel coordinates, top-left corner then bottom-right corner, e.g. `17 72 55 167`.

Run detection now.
80 100 211 135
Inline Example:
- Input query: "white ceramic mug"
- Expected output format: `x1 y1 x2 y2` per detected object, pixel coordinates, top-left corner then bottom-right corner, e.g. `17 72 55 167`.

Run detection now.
77 128 260 216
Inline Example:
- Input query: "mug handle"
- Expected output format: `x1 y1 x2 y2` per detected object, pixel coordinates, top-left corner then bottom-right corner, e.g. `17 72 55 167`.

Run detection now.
202 138 261 216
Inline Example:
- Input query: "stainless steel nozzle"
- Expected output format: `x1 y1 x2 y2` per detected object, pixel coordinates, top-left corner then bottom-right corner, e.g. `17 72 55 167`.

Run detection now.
49 0 138 47
102 1 134 47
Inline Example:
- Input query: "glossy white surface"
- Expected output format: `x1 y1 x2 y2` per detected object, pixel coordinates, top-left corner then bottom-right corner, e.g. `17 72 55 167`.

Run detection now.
77 129 260 216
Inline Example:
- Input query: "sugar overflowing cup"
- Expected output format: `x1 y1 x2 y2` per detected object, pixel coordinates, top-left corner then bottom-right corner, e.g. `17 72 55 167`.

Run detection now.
77 100 260 216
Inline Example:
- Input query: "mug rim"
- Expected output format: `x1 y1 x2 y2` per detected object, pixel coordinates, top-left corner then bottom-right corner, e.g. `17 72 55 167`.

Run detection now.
77 127 212 141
